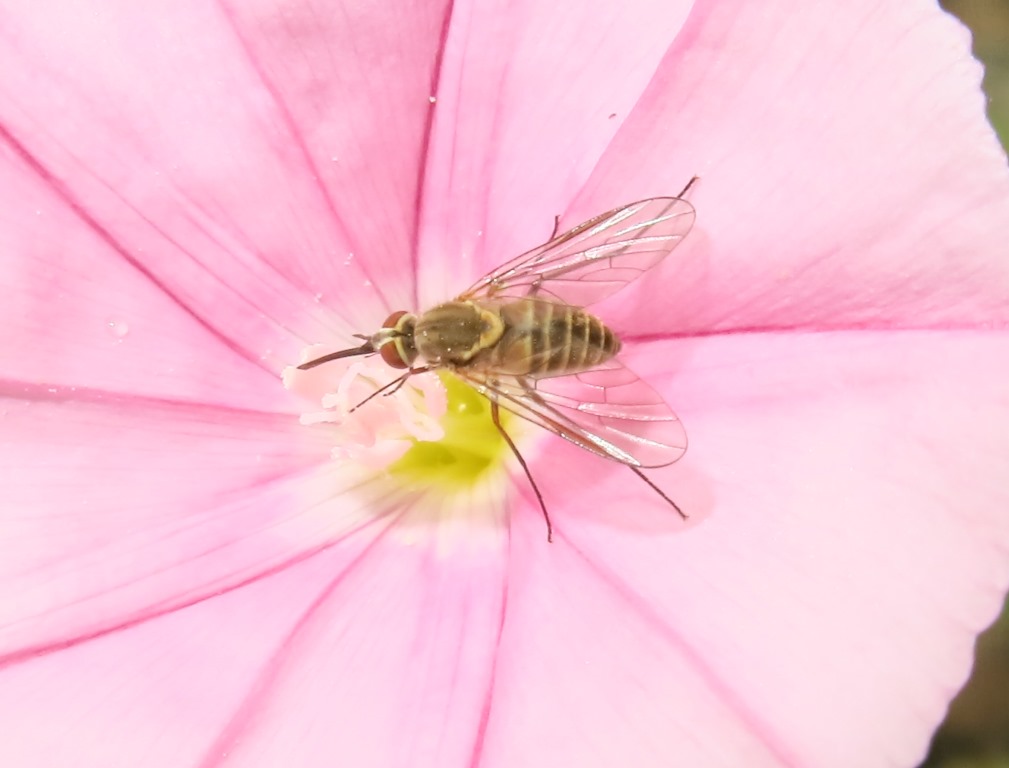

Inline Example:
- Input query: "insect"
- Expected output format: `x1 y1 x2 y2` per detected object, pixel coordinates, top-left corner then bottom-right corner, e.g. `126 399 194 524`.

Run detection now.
299 178 698 541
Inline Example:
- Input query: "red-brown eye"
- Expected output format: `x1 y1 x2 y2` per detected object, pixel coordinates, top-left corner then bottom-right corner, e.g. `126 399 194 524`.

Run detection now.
380 341 409 369
382 310 408 328
380 311 410 368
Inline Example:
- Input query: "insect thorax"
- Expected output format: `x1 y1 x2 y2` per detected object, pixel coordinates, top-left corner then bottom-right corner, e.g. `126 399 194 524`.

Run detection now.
414 301 504 365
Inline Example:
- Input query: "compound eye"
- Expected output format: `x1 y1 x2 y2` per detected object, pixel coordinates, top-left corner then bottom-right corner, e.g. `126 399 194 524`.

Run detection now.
380 341 409 369
382 310 409 329
379 311 411 369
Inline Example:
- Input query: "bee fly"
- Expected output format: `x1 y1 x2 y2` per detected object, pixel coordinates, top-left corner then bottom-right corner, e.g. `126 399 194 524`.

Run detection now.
300 178 698 541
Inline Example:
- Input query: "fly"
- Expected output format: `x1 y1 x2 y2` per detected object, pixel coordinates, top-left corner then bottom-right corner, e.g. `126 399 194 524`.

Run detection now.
300 177 699 541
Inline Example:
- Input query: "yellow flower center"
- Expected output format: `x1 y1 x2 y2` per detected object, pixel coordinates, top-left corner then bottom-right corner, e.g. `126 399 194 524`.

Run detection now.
388 371 512 491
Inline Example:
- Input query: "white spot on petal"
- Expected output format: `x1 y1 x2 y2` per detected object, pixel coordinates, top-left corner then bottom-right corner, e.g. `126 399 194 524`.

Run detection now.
106 318 130 339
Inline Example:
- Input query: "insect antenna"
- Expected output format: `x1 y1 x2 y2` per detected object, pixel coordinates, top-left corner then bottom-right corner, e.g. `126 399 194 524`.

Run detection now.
298 336 374 371
348 366 432 413
490 400 553 542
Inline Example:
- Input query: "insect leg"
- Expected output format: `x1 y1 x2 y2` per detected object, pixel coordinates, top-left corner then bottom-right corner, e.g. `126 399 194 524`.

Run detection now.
548 213 561 241
491 399 554 543
627 466 688 520
382 366 432 398
510 379 688 522
349 366 432 413
676 175 700 199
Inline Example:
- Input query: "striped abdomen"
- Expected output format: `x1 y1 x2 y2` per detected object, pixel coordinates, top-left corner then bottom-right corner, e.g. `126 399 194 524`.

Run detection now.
483 299 621 376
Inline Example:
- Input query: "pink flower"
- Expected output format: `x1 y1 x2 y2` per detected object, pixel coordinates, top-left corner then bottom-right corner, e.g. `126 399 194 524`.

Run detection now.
2 1 1008 767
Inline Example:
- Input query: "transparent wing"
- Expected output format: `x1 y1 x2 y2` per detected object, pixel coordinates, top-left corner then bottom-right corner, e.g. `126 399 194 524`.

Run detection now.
459 196 695 308
456 359 687 468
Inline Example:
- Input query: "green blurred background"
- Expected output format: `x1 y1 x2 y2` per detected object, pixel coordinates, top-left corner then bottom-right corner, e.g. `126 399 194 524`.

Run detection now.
922 4 1008 767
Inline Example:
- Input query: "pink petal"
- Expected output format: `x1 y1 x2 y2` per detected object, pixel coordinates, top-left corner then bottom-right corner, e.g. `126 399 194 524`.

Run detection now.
585 0 1009 334
203 515 510 768
0 501 509 768
0 0 454 360
0 190 289 410
479 331 1009 767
